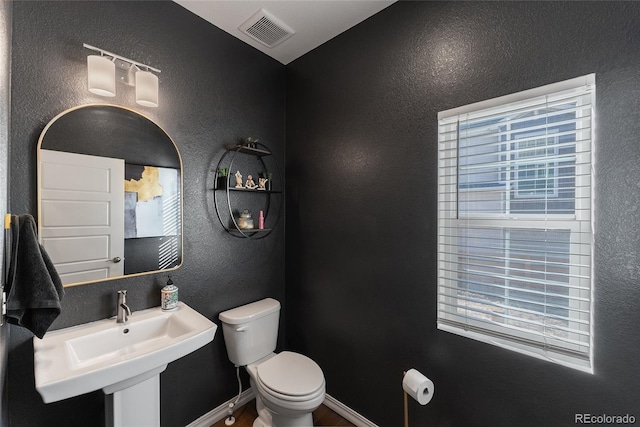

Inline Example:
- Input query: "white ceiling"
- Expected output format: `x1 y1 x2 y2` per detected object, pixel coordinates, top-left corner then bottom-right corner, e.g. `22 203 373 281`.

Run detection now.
173 1 396 65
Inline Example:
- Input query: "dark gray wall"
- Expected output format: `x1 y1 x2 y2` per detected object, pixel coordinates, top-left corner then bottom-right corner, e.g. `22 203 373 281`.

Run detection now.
9 2 285 426
1 1 11 426
10 1 640 427
286 2 640 426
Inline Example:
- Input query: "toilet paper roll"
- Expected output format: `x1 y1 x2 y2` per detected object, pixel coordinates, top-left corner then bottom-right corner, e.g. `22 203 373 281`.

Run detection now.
402 368 434 405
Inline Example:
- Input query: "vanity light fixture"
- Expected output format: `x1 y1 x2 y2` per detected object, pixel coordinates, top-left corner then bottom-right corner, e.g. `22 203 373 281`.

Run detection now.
83 43 161 107
135 68 159 107
87 54 116 97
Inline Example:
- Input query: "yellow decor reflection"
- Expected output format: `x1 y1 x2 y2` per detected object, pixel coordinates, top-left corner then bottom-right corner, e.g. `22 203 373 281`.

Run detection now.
124 166 163 202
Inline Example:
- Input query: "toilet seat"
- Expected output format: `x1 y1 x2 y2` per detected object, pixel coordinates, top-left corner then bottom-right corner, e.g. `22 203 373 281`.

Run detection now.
255 351 324 401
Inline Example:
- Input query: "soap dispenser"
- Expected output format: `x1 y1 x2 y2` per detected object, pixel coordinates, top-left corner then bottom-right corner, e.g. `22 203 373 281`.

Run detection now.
161 275 178 311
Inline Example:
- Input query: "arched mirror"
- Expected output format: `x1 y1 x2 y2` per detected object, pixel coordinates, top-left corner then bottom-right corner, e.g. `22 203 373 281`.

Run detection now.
37 104 182 287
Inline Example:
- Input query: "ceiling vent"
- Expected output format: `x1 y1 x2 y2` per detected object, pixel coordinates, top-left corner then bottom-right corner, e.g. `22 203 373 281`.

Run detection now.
239 9 295 48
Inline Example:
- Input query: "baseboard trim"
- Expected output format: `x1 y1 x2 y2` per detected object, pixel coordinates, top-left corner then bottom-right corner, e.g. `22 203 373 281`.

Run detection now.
186 389 378 427
187 389 255 427
323 394 379 427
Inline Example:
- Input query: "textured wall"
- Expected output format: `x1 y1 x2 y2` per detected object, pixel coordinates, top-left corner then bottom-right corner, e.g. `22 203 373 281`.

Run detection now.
9 2 285 426
0 1 11 426
286 2 640 426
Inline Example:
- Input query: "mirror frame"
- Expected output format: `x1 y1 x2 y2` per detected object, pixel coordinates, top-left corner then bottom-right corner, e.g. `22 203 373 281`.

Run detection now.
37 104 183 287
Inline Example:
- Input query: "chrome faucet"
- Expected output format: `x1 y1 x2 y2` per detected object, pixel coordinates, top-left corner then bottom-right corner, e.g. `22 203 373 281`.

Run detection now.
117 290 132 324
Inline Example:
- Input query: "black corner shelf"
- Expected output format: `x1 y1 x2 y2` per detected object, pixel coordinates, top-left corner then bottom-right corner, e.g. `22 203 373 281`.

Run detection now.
229 228 273 237
224 144 272 157
215 187 282 194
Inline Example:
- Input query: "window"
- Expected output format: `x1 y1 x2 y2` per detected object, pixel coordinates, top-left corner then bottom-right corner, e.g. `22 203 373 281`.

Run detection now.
514 135 559 198
437 75 594 373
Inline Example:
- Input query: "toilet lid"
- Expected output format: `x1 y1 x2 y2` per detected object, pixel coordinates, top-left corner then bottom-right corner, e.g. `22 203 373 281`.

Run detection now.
257 351 324 396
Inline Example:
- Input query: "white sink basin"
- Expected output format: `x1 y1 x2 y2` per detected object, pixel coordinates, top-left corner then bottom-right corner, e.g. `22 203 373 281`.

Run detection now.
34 302 217 403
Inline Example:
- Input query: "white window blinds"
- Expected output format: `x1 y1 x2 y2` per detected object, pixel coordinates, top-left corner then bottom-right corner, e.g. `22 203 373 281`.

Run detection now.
437 75 595 373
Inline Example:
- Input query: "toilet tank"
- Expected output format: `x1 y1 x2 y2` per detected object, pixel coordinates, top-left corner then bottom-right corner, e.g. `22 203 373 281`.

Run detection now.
219 298 281 366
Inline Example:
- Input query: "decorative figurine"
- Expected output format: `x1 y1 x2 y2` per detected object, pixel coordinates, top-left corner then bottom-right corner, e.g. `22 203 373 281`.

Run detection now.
258 177 268 191
259 172 272 191
244 137 259 148
235 170 243 188
245 175 258 189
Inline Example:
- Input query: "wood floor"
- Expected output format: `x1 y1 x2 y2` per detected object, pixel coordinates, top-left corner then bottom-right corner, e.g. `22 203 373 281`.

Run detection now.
210 401 355 427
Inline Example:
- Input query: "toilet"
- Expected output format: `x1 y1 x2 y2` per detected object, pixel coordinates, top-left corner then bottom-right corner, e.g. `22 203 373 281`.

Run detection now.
219 298 326 427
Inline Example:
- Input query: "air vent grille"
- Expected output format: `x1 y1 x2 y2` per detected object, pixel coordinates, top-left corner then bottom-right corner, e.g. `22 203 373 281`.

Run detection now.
239 9 295 48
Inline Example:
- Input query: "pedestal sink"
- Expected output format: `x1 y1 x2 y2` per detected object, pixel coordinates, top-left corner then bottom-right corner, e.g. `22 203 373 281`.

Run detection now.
33 302 217 426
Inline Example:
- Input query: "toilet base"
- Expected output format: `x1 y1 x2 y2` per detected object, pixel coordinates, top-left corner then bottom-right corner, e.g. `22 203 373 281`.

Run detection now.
252 418 267 427
253 395 315 427
253 395 271 427
271 412 313 427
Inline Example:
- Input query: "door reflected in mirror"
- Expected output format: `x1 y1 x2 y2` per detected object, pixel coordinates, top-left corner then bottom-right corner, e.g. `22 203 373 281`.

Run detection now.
37 104 182 287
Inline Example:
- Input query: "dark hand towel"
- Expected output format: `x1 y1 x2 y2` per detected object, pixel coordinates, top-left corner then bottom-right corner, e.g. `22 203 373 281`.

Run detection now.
5 214 64 338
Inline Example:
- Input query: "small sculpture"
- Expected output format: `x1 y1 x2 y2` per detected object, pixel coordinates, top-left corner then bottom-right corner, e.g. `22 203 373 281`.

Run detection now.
245 175 258 189
235 170 243 188
244 137 259 148
258 177 268 191
259 172 272 191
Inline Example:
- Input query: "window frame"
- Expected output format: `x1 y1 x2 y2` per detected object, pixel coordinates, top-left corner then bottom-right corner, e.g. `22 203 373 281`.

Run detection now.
437 74 595 373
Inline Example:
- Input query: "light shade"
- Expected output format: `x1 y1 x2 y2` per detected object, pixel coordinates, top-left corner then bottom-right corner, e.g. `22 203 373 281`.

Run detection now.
135 70 159 107
87 55 116 97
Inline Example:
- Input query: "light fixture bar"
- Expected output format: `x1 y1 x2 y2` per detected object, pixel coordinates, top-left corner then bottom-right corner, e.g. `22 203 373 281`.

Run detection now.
83 43 161 74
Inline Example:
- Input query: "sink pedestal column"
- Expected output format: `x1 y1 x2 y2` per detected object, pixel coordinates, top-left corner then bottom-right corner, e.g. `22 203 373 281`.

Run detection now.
104 366 166 427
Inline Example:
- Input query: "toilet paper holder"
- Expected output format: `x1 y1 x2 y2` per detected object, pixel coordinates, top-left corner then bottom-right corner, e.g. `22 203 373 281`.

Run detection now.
402 369 434 427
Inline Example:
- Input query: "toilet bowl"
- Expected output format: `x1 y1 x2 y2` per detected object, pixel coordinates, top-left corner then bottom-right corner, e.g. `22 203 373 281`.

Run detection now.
248 352 325 427
219 299 326 427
